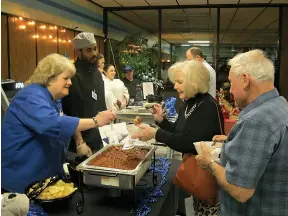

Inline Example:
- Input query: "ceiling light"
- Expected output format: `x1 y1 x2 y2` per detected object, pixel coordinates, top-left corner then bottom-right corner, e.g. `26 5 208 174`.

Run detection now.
188 40 210 44
181 44 191 47
193 44 210 47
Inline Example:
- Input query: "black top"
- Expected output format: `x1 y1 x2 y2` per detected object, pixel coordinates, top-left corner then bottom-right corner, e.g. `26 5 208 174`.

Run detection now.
155 93 224 154
62 60 106 151
122 78 141 98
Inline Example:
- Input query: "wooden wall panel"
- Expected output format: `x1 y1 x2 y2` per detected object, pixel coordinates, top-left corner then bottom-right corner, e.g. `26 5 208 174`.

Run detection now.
99 37 105 56
58 28 74 61
9 16 36 81
37 22 57 62
1 15 9 79
74 31 81 61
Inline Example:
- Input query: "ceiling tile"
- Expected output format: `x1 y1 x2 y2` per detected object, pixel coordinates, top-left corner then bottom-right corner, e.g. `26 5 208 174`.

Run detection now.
146 0 178 6
177 0 207 5
182 32 212 40
162 9 185 15
209 0 239 4
183 8 210 13
133 10 159 26
246 8 278 30
220 8 238 30
114 0 149 6
162 34 183 39
228 8 264 30
114 11 156 30
239 0 271 3
92 0 121 7
271 0 288 3
266 21 279 29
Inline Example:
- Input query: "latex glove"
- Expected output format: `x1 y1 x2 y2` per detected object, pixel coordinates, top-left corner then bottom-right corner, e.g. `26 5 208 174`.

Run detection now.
1 193 29 216
76 142 92 157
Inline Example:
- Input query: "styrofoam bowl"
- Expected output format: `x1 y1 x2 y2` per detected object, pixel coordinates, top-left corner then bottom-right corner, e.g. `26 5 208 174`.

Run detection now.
193 141 223 155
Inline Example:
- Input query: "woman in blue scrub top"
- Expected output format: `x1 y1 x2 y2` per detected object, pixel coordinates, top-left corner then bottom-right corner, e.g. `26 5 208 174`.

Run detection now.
1 53 116 193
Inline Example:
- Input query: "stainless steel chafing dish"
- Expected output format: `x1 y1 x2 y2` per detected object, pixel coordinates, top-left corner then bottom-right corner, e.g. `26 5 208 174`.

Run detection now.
115 107 155 124
76 144 157 190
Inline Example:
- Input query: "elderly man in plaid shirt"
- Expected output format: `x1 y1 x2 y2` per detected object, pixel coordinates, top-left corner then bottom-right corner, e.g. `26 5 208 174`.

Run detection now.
196 49 288 216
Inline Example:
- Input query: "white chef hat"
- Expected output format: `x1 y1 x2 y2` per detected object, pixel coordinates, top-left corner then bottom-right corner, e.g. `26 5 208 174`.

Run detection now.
73 32 97 49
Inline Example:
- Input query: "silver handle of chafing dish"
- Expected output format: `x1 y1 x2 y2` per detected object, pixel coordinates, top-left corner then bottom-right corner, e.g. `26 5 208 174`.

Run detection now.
88 171 118 177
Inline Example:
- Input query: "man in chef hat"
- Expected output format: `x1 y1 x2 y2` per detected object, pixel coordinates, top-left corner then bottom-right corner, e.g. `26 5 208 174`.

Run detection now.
62 32 114 157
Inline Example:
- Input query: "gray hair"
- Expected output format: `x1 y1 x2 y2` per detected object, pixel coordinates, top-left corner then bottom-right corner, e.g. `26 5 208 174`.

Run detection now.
228 49 275 82
28 53 76 86
168 60 209 98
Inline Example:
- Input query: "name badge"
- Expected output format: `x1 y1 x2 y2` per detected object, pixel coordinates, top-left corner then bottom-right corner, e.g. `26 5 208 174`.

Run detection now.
92 90 97 101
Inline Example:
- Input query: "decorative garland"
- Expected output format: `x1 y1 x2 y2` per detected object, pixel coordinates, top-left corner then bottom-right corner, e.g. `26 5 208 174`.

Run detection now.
27 201 48 216
216 88 239 119
135 157 171 216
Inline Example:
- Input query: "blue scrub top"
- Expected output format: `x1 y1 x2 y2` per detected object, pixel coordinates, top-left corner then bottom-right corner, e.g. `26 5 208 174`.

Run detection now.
2 84 79 193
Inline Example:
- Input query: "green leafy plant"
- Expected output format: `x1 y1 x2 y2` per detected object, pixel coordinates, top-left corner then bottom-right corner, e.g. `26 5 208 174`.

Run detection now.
116 35 158 82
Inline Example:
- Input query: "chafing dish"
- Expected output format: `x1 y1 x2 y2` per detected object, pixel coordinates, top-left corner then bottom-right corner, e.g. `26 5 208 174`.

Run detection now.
76 144 157 190
115 107 155 124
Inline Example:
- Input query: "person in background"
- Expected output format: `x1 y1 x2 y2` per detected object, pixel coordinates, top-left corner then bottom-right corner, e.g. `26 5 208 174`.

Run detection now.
196 49 288 216
132 60 223 216
1 54 115 193
122 66 141 99
97 54 105 79
96 54 116 111
186 47 216 98
62 32 107 153
104 64 129 110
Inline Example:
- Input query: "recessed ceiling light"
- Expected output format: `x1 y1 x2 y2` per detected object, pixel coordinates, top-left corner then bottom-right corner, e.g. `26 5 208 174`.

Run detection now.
193 44 210 47
188 40 210 43
181 44 191 47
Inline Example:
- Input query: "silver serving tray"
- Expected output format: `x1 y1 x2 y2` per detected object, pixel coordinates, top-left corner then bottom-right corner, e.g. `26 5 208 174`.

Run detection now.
76 144 157 175
116 107 152 116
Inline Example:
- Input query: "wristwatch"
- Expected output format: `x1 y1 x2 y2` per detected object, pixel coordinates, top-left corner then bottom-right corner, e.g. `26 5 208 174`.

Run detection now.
92 117 98 127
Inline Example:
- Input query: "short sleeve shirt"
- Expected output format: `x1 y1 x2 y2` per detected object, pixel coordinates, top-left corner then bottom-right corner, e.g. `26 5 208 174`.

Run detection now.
219 89 288 216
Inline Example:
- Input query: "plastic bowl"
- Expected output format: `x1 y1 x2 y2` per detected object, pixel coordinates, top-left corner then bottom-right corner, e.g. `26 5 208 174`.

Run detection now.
193 141 223 155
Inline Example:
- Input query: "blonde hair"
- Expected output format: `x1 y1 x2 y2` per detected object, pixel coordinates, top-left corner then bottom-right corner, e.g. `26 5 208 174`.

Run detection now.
168 60 210 98
228 49 274 82
28 53 76 86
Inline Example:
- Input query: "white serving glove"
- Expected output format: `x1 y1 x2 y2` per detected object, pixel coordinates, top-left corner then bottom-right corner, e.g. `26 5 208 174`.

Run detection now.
76 142 92 157
1 193 29 216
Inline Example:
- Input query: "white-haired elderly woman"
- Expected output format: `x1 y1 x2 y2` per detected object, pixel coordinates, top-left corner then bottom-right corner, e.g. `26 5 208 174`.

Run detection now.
132 60 224 216
1 53 116 193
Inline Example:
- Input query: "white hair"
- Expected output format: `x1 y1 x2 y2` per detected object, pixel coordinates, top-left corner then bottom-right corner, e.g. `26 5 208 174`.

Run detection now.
168 60 209 98
228 49 274 82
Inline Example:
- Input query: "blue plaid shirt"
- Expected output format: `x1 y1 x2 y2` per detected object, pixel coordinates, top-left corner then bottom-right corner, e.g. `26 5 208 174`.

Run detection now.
219 89 288 216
